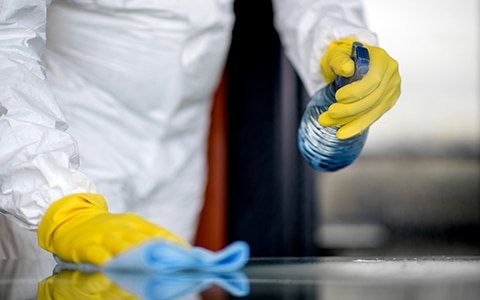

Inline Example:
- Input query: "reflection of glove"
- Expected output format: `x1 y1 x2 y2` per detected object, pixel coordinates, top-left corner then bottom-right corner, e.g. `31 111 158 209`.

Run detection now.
37 271 138 300
319 38 401 139
38 269 249 300
38 193 188 266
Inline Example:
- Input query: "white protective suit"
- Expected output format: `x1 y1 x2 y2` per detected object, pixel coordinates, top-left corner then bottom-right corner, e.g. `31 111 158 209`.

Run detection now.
0 0 377 258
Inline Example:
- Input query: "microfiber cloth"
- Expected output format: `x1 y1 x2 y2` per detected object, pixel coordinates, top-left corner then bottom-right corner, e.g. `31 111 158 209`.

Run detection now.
54 240 250 274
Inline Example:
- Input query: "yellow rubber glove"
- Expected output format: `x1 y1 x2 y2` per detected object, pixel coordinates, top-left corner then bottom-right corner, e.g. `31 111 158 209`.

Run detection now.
38 193 188 266
319 38 401 139
38 270 138 300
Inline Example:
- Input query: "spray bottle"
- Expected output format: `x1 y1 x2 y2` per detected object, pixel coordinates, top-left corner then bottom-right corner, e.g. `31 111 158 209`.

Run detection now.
298 42 369 171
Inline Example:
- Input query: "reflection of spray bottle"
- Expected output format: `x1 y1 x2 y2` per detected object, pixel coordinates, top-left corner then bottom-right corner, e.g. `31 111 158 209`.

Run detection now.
298 42 370 172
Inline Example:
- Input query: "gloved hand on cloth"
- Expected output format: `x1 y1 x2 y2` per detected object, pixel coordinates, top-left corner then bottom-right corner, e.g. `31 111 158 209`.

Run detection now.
37 193 249 272
319 38 401 140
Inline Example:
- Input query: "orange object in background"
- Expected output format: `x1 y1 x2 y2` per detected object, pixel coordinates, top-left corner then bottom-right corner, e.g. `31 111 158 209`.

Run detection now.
194 72 228 251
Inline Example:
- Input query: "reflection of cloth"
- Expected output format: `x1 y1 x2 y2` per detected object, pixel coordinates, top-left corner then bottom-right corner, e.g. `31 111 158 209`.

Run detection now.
106 271 249 300
54 241 250 274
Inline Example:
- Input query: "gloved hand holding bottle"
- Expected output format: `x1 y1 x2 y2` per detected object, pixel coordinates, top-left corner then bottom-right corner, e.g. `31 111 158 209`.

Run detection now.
319 38 401 139
37 193 188 266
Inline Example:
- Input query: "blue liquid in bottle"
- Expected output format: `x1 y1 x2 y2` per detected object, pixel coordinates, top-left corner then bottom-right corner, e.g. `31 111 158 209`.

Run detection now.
298 42 369 172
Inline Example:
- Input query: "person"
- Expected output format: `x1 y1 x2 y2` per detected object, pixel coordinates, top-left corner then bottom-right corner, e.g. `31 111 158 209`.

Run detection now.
0 0 400 265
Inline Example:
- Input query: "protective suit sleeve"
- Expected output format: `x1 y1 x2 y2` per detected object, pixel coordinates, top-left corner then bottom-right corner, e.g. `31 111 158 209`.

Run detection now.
271 0 378 96
0 0 96 229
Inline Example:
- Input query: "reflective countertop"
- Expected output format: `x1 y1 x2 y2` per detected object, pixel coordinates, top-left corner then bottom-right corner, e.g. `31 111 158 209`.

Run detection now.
1 256 479 299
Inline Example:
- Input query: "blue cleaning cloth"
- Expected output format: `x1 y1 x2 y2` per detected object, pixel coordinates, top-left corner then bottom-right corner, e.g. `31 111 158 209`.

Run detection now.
104 240 250 273
54 240 250 274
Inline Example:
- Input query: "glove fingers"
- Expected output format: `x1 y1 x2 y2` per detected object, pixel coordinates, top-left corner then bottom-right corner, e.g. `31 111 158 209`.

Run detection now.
329 49 400 119
336 47 399 105
336 88 400 140
335 71 380 104
78 244 116 266
328 70 397 119
80 229 150 265
329 48 356 78
318 111 355 127
321 43 356 82
335 48 391 104
318 39 401 140
320 84 399 139
328 92 378 119
336 107 381 139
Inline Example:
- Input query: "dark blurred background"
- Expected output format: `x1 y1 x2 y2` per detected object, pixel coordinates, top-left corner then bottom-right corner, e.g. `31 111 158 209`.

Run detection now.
223 0 479 257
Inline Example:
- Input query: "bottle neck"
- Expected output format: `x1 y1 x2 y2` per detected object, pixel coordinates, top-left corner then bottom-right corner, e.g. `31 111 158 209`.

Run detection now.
325 83 337 105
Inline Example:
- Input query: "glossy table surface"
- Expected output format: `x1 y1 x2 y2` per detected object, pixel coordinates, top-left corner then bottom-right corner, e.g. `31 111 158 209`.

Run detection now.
1 256 479 299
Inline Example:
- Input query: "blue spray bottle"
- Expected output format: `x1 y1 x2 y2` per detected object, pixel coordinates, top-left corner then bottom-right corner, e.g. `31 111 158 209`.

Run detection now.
298 42 369 172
